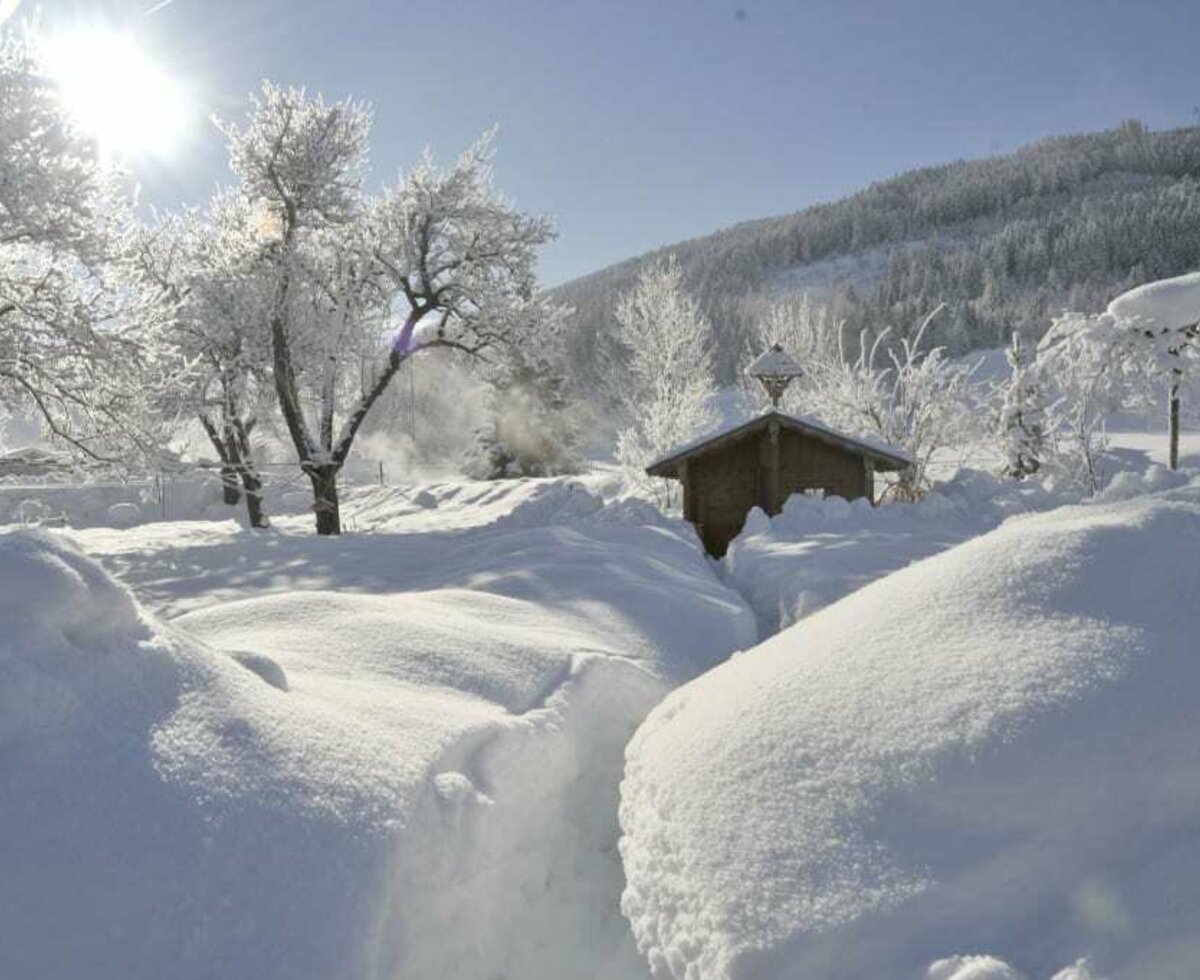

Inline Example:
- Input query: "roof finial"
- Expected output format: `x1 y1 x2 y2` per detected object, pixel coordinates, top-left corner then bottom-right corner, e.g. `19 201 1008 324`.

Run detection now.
746 343 803 409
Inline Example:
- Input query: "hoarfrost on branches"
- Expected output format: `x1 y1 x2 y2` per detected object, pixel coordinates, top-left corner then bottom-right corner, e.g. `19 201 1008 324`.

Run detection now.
995 332 1047 480
0 30 149 465
130 193 276 526
612 256 717 507
798 305 978 499
216 83 554 533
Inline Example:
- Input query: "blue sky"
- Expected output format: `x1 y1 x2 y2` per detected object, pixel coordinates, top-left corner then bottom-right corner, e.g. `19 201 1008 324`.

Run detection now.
34 0 1200 283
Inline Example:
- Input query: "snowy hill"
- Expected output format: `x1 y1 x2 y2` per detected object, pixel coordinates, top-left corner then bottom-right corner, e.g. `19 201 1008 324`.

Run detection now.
552 120 1200 383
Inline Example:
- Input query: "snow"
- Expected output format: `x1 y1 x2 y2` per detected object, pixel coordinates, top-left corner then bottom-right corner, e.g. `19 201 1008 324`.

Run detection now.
927 957 1029 980
1 476 756 980
1106 271 1200 332
723 470 1065 635
6 455 1199 980
746 344 803 379
619 477 1200 980
646 409 911 473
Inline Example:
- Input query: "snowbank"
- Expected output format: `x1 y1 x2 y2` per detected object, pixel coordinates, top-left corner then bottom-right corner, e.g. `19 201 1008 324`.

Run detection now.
620 479 1200 980
5 478 756 980
723 470 1063 634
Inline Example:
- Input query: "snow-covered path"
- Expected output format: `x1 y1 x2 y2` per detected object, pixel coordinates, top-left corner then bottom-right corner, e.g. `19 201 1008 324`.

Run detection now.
4 478 756 980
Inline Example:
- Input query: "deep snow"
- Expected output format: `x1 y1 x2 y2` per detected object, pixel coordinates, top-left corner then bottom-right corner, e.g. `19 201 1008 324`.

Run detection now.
620 477 1200 980
723 469 1070 635
1 478 756 980
6 456 1200 980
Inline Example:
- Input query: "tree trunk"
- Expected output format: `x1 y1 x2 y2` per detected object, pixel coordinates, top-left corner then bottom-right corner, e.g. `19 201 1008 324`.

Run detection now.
220 466 241 506
308 466 341 535
239 467 269 529
1168 376 1181 471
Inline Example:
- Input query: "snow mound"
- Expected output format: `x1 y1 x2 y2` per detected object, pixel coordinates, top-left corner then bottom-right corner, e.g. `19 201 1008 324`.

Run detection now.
176 588 575 714
724 470 1062 634
4 476 755 980
1107 270 1200 331
0 528 153 743
620 482 1200 980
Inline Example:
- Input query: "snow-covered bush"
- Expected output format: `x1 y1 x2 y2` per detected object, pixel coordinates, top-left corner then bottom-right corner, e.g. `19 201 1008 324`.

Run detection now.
613 256 717 507
1036 312 1144 494
995 331 1047 479
801 306 979 499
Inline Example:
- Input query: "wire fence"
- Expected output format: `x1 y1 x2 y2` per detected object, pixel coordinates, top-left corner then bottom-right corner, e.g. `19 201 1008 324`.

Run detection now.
0 458 394 526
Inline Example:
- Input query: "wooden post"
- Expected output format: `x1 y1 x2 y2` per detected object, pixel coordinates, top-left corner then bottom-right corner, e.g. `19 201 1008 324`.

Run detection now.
864 457 875 505
767 420 781 515
1168 371 1181 471
678 460 691 521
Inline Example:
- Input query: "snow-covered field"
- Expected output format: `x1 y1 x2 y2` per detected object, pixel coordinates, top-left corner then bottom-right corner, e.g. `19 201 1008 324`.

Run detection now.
1 477 755 980
3 454 1199 980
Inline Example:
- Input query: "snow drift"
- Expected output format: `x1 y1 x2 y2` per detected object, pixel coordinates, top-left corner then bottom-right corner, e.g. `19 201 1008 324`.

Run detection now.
2 478 757 980
723 470 1063 635
620 480 1200 980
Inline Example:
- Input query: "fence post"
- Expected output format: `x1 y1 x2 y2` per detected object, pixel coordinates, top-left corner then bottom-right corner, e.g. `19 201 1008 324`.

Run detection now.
378 460 384 486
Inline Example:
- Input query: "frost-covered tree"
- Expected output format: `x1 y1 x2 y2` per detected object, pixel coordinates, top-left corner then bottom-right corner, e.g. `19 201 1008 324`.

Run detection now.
131 194 275 526
217 84 554 534
0 30 147 463
613 257 717 506
1036 312 1142 494
803 306 978 500
995 332 1046 479
1107 273 1200 470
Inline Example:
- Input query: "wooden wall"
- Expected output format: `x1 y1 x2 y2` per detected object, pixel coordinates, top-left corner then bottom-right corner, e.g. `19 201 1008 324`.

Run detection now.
682 426 872 557
685 435 762 558
777 428 869 505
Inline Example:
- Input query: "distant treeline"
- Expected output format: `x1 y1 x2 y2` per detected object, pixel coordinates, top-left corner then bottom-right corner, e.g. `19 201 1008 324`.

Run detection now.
552 120 1200 387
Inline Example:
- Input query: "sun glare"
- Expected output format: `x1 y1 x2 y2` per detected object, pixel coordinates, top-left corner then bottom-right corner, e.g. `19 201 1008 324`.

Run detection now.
42 28 186 161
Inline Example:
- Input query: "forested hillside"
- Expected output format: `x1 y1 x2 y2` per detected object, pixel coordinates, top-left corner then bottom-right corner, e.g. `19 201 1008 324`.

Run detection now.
553 120 1200 385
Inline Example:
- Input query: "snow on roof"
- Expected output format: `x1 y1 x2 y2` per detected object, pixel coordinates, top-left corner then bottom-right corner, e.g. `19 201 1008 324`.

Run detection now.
620 481 1200 980
1107 271 1200 332
646 410 912 474
745 344 803 378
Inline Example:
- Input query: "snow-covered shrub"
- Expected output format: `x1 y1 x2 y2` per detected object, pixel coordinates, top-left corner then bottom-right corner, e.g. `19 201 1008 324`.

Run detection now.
1036 312 1144 494
801 305 980 499
995 331 1047 479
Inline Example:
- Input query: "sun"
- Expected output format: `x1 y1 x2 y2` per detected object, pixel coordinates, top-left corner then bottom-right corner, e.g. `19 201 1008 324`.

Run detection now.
41 28 186 161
